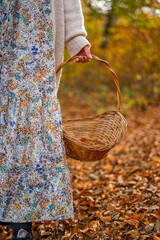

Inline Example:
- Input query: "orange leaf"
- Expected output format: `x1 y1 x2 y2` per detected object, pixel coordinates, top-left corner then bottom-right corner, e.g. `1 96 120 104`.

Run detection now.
88 221 100 231
156 207 160 217
124 219 140 228
105 228 112 237
102 164 113 173
153 236 160 240
153 158 160 163
100 216 111 222
79 137 86 142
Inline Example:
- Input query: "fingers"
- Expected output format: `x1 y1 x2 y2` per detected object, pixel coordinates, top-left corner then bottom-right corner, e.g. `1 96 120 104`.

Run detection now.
83 45 92 59
72 58 80 63
73 55 91 63
72 44 92 63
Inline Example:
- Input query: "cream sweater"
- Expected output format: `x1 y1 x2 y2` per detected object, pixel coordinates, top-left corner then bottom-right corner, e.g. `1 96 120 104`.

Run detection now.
51 0 91 97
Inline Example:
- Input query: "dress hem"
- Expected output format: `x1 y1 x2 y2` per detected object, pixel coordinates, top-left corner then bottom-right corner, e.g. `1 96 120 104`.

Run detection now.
0 214 74 223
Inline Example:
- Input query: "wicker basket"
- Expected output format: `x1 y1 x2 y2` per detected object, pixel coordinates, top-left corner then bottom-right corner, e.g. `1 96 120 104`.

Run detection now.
55 54 127 161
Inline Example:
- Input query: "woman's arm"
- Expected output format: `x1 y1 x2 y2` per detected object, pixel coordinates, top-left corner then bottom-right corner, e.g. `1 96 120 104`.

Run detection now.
64 0 91 61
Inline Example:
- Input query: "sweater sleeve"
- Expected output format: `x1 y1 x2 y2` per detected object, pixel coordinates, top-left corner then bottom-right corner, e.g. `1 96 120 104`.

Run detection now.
64 0 91 57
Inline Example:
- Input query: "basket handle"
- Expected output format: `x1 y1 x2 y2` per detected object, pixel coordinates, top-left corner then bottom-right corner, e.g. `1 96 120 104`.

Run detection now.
55 54 121 111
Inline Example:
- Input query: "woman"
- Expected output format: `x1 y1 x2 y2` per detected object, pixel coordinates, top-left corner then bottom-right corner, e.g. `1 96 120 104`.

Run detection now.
0 0 91 239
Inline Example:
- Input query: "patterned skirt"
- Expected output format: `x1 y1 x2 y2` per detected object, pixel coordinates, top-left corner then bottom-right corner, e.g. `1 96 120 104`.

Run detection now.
0 0 74 222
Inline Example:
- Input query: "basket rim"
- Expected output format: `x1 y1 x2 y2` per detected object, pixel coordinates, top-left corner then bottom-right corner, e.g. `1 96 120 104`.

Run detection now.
63 110 127 151
62 110 122 123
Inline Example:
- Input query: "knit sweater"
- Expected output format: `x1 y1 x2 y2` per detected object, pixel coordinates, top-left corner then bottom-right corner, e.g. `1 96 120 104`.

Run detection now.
51 0 91 97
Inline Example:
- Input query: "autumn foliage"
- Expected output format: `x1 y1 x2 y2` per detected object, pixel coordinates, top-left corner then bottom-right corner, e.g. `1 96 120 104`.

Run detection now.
59 0 160 112
0 106 159 239
0 1 159 239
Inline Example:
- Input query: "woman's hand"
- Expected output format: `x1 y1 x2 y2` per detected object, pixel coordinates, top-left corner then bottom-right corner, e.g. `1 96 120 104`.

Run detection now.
73 45 92 63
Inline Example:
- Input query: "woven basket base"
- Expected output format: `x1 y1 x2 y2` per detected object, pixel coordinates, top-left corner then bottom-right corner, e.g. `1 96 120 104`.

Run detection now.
63 111 127 162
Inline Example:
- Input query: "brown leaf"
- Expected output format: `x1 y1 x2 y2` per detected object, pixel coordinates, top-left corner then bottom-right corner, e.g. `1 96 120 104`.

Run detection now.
105 228 112 237
72 226 79 235
86 230 99 238
100 216 111 222
102 164 113 173
124 219 140 228
124 229 139 237
140 235 150 240
64 230 72 239
88 220 100 231
78 205 88 210
80 201 94 207
154 219 160 232
144 223 154 232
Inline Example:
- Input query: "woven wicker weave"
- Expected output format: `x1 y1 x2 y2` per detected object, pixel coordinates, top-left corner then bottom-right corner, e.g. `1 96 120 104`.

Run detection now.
55 54 127 161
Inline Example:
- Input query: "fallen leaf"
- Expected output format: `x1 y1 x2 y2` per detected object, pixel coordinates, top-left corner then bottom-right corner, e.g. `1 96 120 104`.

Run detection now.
88 220 100 231
124 219 140 228
153 236 160 240
100 216 111 222
156 207 160 217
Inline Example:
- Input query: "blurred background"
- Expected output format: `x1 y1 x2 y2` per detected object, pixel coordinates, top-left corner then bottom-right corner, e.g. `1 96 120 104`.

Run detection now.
58 0 160 118
57 3 160 239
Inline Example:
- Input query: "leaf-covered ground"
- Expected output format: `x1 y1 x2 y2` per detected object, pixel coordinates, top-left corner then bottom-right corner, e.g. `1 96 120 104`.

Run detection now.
0 106 160 240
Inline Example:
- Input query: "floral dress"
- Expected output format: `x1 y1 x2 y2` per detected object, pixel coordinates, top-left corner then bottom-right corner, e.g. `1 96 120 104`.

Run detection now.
0 0 74 222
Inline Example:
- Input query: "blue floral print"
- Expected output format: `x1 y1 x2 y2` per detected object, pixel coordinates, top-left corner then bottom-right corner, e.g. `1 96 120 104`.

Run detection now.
0 0 74 222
